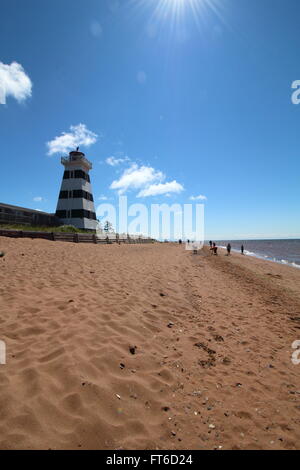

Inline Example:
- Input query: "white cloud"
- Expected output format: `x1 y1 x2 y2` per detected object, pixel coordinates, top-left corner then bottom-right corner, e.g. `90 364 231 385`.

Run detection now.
106 155 129 166
90 21 103 37
137 70 147 84
190 195 207 201
33 196 43 202
98 195 108 201
110 164 164 194
0 61 32 105
137 181 184 198
47 124 98 156
108 0 120 13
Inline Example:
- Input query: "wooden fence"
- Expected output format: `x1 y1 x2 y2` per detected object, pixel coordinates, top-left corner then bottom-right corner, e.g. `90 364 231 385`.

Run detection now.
0 229 155 245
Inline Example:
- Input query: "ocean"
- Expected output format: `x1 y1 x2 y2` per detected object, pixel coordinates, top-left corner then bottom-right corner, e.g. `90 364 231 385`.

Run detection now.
211 239 300 269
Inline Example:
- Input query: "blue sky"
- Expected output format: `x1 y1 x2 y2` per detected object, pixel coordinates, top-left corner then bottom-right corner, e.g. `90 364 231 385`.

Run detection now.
0 0 300 239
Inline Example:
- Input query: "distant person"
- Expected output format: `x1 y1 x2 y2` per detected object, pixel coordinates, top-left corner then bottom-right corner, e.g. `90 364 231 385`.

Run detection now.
212 242 218 255
187 239 190 245
179 239 182 245
209 240 213 248
227 243 231 255
241 245 244 255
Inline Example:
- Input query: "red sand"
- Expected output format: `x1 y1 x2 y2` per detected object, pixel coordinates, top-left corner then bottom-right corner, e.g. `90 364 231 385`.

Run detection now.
0 238 299 450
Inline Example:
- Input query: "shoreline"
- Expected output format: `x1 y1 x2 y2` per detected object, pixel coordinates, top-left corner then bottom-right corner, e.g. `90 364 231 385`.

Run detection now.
214 243 300 270
0 237 299 450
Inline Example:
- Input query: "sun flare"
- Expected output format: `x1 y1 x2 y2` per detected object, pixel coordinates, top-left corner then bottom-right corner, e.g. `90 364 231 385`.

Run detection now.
135 0 217 28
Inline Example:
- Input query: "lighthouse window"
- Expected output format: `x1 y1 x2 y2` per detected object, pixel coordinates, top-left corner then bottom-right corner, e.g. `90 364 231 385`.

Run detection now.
71 209 84 218
59 191 69 199
63 171 70 179
74 170 84 179
72 190 94 201
56 210 67 218
73 170 90 181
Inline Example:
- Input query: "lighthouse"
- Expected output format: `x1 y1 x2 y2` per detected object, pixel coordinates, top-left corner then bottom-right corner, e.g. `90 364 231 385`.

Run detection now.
55 148 97 231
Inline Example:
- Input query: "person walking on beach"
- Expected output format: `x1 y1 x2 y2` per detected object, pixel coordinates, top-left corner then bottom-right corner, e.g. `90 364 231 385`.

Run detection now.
227 243 231 255
241 244 244 255
209 240 213 248
212 242 218 255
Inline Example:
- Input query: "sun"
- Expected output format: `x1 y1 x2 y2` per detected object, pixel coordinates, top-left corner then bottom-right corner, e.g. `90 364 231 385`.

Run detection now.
130 0 224 38
150 0 210 24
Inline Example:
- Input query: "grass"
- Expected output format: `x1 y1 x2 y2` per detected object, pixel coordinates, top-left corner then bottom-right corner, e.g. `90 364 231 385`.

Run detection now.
0 224 89 233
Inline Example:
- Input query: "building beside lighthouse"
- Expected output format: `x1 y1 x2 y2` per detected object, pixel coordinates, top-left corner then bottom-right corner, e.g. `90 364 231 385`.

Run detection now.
55 148 97 231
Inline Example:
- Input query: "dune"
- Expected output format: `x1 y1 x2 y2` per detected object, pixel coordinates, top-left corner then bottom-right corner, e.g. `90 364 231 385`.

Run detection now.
0 237 299 450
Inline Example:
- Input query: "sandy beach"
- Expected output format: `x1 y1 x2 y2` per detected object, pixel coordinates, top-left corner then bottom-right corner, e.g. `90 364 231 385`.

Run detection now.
0 238 299 450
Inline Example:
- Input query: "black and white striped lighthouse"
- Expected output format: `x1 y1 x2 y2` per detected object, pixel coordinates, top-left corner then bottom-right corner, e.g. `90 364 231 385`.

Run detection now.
56 148 97 231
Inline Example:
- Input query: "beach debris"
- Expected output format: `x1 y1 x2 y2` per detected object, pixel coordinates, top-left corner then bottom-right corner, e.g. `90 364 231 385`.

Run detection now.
222 357 231 365
235 383 242 388
116 394 121 400
171 431 176 436
267 273 282 279
167 322 174 328
194 343 216 354
290 317 300 322
129 346 137 355
195 342 216 368
160 293 166 297
0 251 5 258
162 406 170 412
120 363 125 369
208 424 215 429
213 335 224 342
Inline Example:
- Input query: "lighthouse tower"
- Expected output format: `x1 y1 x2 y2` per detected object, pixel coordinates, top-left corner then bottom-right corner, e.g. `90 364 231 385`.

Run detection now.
56 148 97 231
